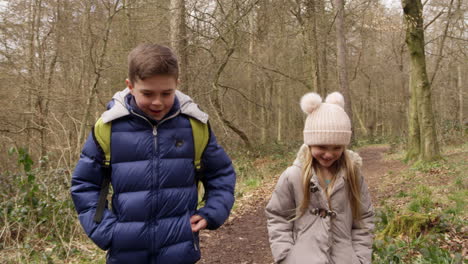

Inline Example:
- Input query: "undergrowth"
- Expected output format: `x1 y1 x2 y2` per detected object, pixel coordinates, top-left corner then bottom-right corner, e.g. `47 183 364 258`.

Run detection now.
231 141 299 198
372 143 467 263
0 148 101 263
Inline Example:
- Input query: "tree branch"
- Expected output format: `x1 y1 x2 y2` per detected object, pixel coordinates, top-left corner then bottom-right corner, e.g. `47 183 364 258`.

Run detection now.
245 61 312 90
217 83 265 108
430 0 454 86
424 10 444 30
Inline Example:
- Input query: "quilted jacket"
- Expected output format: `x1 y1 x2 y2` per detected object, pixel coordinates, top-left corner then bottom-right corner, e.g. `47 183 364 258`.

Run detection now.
71 89 236 264
266 145 374 264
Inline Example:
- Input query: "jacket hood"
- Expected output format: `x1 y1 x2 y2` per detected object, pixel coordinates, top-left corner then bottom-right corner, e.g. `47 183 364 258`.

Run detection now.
292 144 362 168
100 88 209 124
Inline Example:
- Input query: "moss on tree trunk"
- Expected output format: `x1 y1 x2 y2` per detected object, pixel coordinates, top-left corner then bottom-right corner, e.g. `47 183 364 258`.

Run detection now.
402 0 441 162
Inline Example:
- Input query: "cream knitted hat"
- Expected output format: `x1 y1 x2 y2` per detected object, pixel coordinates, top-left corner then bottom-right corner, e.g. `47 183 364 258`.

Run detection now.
300 92 351 146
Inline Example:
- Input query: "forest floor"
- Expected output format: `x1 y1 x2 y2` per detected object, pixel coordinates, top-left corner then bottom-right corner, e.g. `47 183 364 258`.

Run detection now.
198 145 408 264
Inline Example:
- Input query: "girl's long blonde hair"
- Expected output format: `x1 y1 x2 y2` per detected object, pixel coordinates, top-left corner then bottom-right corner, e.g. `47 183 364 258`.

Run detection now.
297 146 362 220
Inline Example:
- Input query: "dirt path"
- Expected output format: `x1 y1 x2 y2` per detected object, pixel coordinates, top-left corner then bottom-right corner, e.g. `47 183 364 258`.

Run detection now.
198 145 407 264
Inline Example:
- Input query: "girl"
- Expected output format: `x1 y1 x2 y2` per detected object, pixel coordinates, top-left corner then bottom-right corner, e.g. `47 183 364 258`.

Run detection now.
266 92 374 264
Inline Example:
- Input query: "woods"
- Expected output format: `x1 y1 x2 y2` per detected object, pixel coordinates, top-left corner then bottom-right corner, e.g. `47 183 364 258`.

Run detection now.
0 0 466 263
0 0 466 168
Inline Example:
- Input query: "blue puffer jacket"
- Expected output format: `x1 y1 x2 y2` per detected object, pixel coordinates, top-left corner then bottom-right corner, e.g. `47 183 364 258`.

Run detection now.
71 89 236 264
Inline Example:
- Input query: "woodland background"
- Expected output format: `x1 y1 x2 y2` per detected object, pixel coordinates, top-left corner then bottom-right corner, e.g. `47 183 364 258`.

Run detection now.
0 0 466 263
0 0 466 169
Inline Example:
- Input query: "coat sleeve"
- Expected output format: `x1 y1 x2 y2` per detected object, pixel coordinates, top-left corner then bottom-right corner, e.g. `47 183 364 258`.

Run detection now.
70 132 117 250
196 129 236 230
265 168 297 263
351 172 375 264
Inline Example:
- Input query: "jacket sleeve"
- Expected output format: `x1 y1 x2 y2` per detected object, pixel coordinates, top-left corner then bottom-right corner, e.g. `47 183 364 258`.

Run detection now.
265 168 296 263
70 132 117 250
196 129 236 230
351 172 375 264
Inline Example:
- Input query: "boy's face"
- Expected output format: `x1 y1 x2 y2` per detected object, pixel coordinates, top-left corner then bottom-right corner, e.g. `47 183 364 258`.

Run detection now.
310 145 344 168
127 75 177 121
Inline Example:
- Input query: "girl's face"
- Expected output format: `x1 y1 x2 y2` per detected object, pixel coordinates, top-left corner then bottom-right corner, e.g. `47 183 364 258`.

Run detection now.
310 145 345 168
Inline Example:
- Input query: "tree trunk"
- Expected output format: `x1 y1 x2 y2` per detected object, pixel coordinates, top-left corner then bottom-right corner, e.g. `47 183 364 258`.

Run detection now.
458 64 464 136
38 0 62 167
247 9 255 137
406 71 421 161
257 0 268 144
155 0 171 45
334 0 354 142
276 86 282 142
403 0 440 161
123 0 136 50
309 0 321 93
170 0 189 93
26 0 40 151
311 0 328 95
317 0 328 94
77 1 120 149
261 83 267 143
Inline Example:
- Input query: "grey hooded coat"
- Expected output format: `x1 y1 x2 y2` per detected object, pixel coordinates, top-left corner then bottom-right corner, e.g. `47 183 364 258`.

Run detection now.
265 145 374 264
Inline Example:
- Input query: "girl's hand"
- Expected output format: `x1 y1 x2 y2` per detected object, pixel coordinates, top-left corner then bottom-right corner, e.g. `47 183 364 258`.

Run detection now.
190 214 208 232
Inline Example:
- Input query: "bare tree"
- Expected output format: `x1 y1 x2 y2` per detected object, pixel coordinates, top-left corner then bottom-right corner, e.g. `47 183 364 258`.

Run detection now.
402 0 440 161
170 0 190 93
333 0 354 141
77 0 123 149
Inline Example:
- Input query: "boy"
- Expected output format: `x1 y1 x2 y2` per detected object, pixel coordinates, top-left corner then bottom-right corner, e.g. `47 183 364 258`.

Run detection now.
71 43 236 263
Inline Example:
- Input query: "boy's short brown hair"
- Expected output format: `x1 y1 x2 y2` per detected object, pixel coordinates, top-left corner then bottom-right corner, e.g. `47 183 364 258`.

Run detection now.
128 43 179 85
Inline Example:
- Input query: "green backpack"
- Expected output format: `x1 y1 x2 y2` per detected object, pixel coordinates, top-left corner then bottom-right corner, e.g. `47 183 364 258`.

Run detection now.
92 117 210 223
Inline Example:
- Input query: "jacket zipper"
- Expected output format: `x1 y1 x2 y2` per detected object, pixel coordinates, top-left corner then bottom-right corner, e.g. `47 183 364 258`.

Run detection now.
130 109 180 257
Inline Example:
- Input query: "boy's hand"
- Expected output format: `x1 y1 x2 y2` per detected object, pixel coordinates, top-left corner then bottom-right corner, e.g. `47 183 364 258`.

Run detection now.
190 214 208 232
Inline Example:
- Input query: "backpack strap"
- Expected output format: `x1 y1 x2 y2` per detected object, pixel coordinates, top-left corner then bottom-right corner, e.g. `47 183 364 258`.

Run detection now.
189 118 210 175
92 118 112 224
189 117 210 203
93 118 111 166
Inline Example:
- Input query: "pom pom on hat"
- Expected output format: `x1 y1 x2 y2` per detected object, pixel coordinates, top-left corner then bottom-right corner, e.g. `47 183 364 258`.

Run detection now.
300 93 322 114
325 92 345 109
